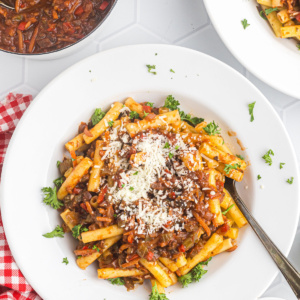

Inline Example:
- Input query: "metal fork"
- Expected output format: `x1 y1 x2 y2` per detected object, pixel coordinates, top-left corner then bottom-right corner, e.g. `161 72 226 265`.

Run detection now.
224 177 300 299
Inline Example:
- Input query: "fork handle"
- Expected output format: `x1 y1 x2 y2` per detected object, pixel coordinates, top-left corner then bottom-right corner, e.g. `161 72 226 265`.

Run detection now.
230 188 300 299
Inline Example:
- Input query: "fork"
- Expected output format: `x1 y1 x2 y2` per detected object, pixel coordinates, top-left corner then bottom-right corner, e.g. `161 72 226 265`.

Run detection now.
224 177 300 299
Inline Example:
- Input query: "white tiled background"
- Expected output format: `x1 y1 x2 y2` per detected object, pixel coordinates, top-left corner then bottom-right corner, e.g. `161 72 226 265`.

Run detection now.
0 1 299 299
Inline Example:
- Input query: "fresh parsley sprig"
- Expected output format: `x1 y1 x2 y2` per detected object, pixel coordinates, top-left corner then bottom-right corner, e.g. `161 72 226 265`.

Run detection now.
43 225 64 238
265 7 279 15
53 177 64 188
280 162 285 169
262 149 274 166
72 224 88 239
241 19 250 29
236 154 244 160
287 177 294 184
248 101 256 122
164 95 180 111
257 174 262 180
149 282 169 300
222 204 235 215
203 121 220 136
91 108 106 126
42 187 63 210
129 111 140 120
146 64 157 75
224 163 241 174
107 278 125 285
62 257 69 265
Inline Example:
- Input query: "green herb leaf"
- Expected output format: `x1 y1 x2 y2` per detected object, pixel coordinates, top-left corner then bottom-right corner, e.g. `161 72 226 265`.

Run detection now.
265 7 279 15
280 162 285 169
287 177 294 184
143 111 149 118
175 145 179 150
121 184 125 188
108 120 114 127
257 174 262 180
236 154 244 160
241 19 250 29
146 64 157 75
224 163 241 174
107 278 125 285
57 161 61 168
170 69 175 73
178 273 193 288
62 257 69 265
43 225 64 238
113 214 117 218
169 153 174 159
259 10 267 20
262 149 274 166
191 263 207 282
203 121 221 136
133 171 138 175
149 282 169 300
180 111 204 126
53 177 64 188
72 224 88 239
42 187 63 210
199 257 212 266
297 44 300 50
164 95 180 111
222 204 235 215
164 142 170 149
91 108 106 126
129 111 140 120
146 102 154 107
129 187 134 191
248 101 256 122
92 245 100 252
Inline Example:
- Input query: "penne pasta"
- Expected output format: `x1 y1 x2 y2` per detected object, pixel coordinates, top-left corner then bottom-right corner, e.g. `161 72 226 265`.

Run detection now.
81 225 124 243
98 268 144 279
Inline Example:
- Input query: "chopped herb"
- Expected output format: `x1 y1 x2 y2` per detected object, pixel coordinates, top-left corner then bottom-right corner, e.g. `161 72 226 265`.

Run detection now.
129 111 140 120
297 44 300 50
175 145 179 150
62 257 69 265
224 163 241 174
169 153 174 159
89 70 91 73
107 278 125 285
203 121 221 136
121 184 125 188
236 154 244 160
262 149 274 166
43 225 64 238
42 187 63 210
164 142 170 149
149 282 169 300
257 174 262 180
265 7 279 15
113 214 117 218
53 177 64 188
72 224 88 239
178 273 193 288
143 111 149 118
164 95 180 111
280 162 285 169
170 69 175 73
56 161 61 168
146 64 157 75
222 204 235 215
92 245 100 252
91 108 106 126
108 120 114 127
241 19 250 29
146 102 154 107
71 158 75 162
180 111 204 126
133 171 138 175
191 263 207 282
77 256 82 259
129 187 134 191
259 10 267 20
248 101 256 122
287 177 294 184
155 53 157 56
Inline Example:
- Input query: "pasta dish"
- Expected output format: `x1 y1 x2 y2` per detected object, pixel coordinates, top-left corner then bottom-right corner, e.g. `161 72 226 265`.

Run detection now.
42 96 248 299
257 0 300 43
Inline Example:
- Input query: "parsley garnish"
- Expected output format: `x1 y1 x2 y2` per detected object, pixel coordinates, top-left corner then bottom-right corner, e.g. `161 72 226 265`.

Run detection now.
129 111 140 120
43 225 64 238
178 258 212 288
259 10 267 20
42 187 63 210
108 120 114 127
203 121 221 136
248 101 256 122
113 214 117 218
280 162 285 169
170 69 175 73
236 154 244 160
241 19 250 29
72 224 88 239
133 171 138 175
257 174 261 180
175 145 179 150
143 111 149 118
129 187 134 191
265 7 279 15
164 142 170 149
91 108 106 126
107 278 125 285
168 153 174 159
164 95 180 111
146 102 154 107
121 184 125 188
287 177 294 184
146 64 157 75
297 44 300 50
224 163 241 174
62 257 69 265
149 282 169 300
262 149 274 166
92 245 100 252
180 111 204 126
57 161 61 168
222 204 234 215
53 177 64 188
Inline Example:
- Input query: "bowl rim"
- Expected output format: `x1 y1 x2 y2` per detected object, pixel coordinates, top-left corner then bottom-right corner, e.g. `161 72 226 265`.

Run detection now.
0 0 118 56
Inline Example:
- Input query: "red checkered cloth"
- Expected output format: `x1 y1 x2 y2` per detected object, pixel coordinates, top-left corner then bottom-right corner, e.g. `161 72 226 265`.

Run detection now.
0 93 41 300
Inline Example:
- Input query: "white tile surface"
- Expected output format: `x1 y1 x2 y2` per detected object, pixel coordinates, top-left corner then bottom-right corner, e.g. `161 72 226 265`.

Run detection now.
0 1 299 299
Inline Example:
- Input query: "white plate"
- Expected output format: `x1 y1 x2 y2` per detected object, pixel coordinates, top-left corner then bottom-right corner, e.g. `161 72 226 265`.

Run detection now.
1 44 299 300
203 0 300 99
